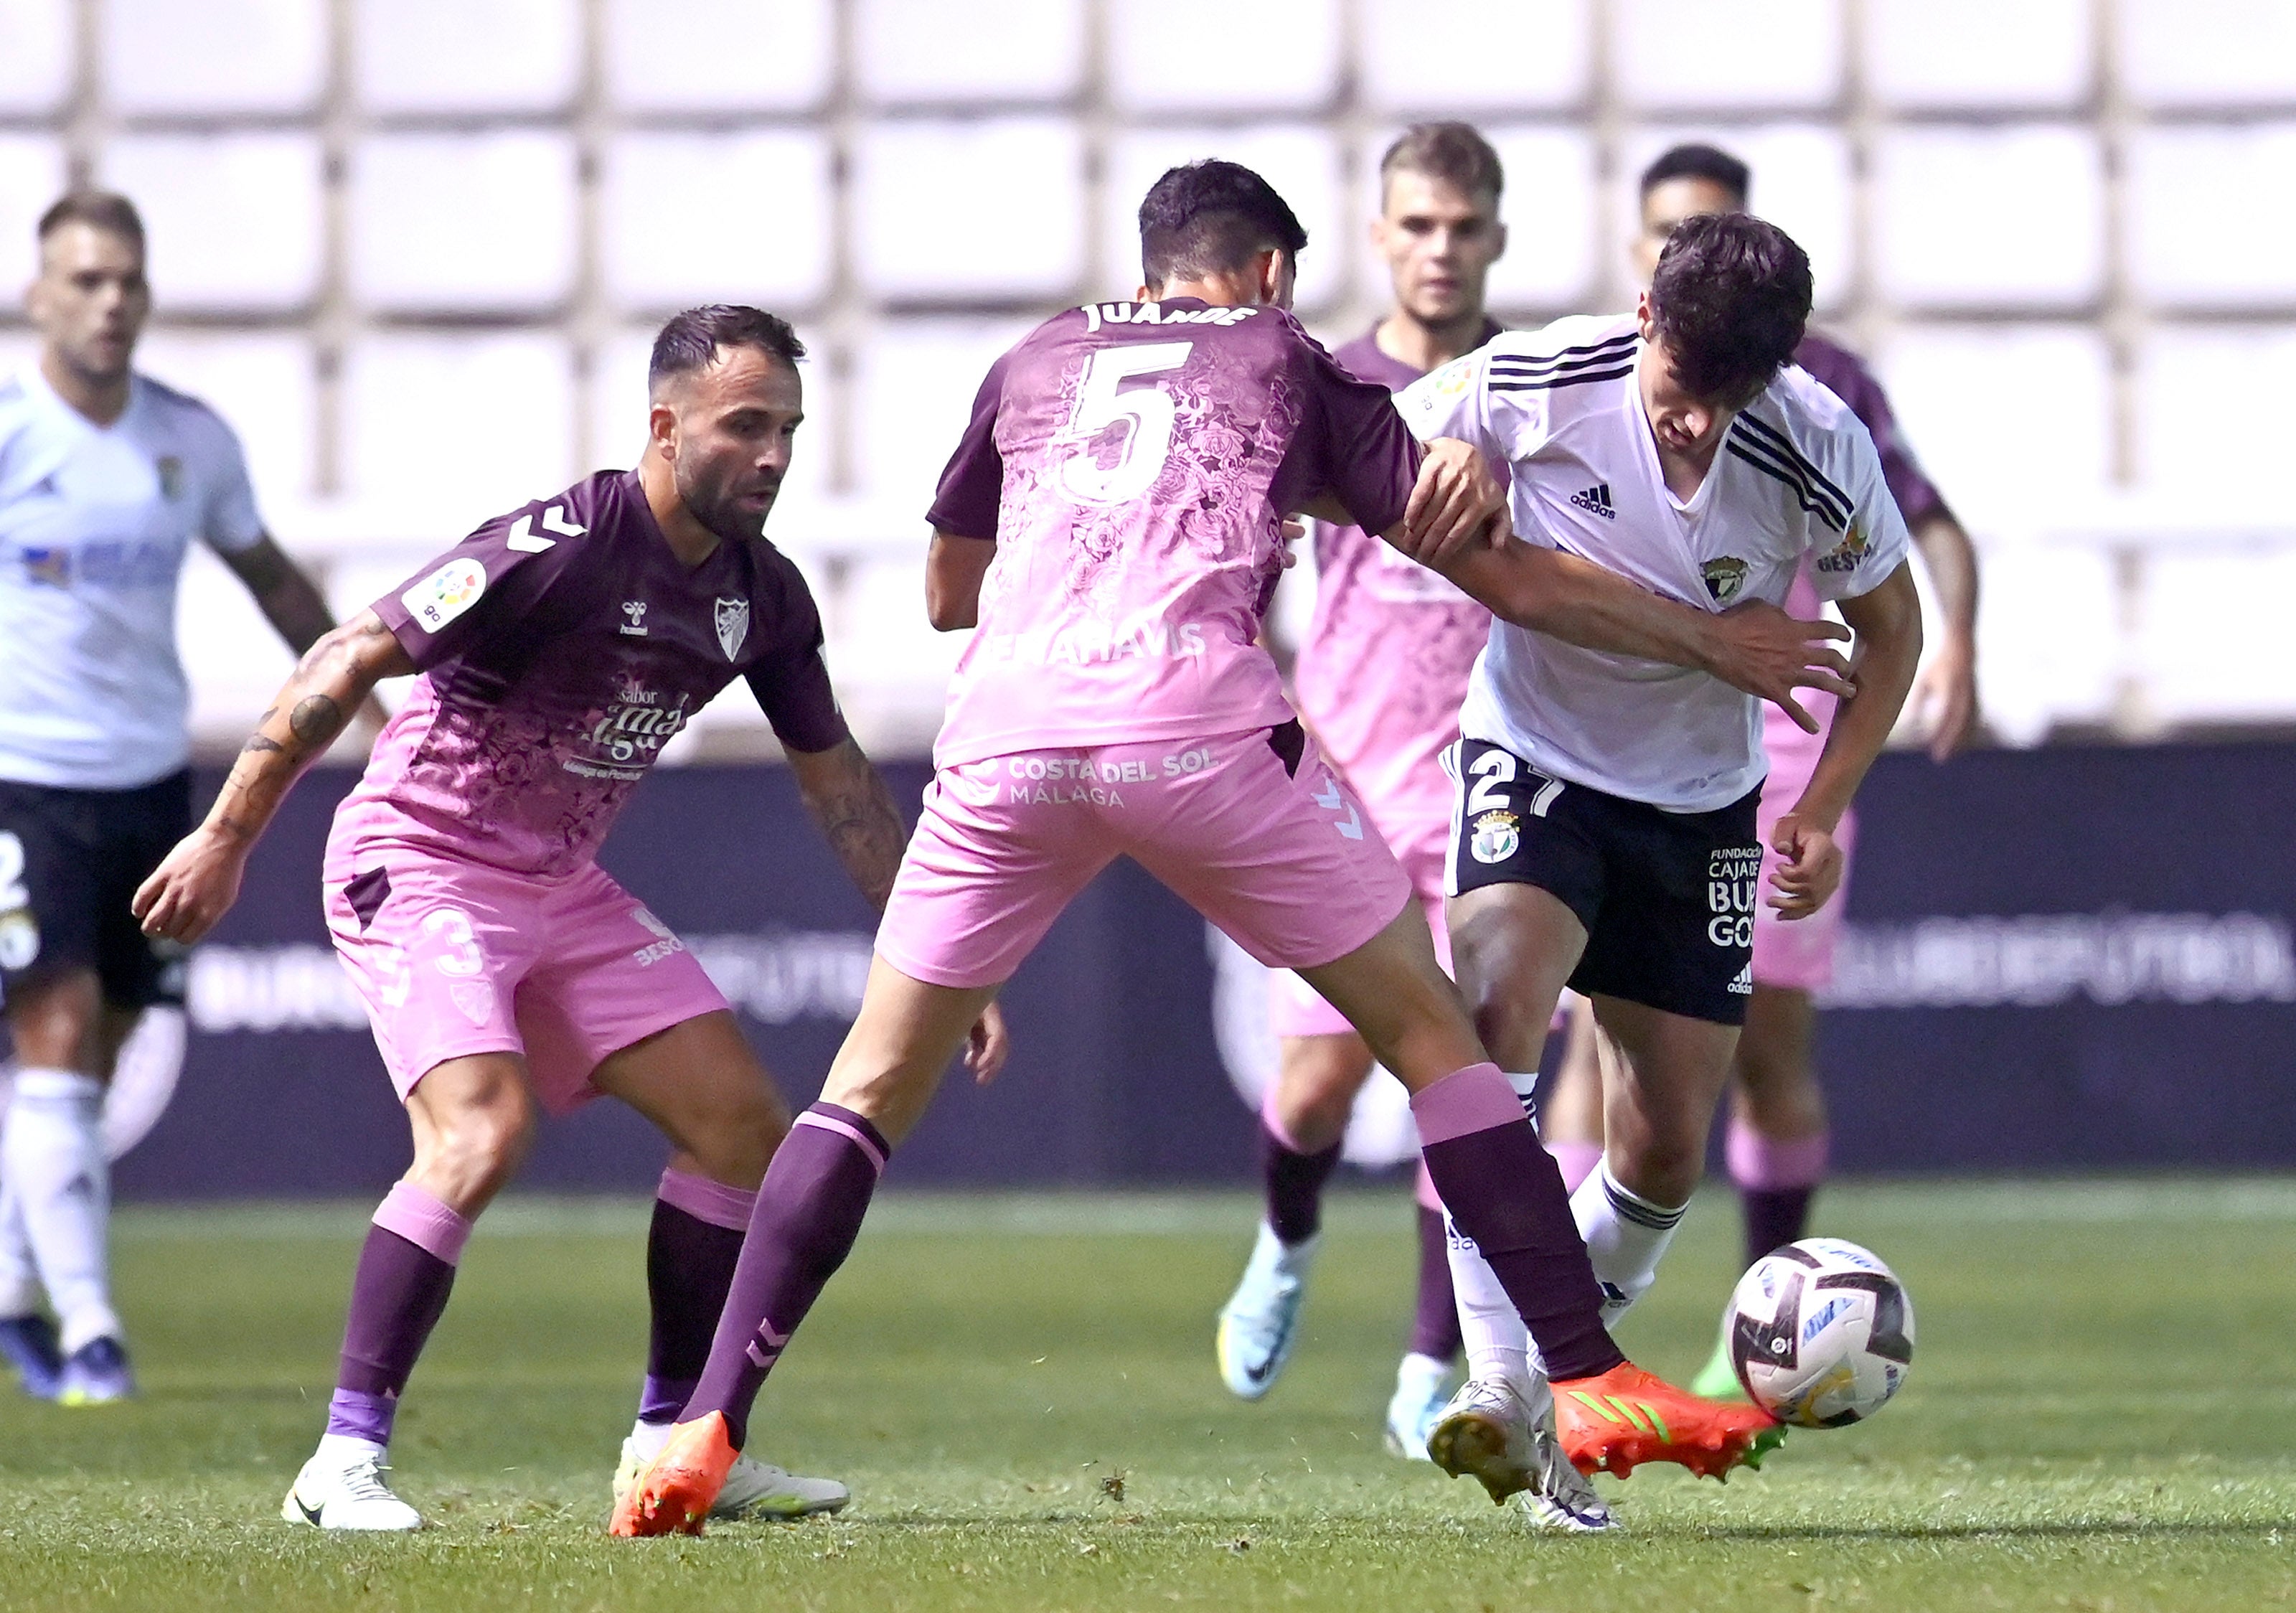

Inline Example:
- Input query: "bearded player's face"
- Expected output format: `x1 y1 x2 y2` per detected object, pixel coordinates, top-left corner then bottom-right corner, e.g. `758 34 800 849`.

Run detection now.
665 346 804 543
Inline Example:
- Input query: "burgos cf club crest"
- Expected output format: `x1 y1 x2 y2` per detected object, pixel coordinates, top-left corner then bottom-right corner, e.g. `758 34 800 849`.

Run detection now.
1470 809 1520 865
714 596 751 660
155 456 184 499
1701 555 1749 605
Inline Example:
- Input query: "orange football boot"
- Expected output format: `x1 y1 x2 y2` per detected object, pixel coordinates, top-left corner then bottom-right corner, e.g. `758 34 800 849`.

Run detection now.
1554 1363 1787 1480
608 1411 739 1538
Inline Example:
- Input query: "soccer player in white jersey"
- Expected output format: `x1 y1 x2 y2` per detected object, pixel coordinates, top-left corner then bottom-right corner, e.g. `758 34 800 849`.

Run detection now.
1393 212 1926 1516
0 193 361 1405
1213 123 1513 1456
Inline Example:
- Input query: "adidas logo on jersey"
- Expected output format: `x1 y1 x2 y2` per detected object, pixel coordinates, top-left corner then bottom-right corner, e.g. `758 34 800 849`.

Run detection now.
1728 964 1754 995
1569 483 1616 519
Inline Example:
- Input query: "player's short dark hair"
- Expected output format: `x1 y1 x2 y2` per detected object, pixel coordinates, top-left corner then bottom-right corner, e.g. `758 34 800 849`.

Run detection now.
1639 143 1751 207
1379 122 1505 207
1138 160 1308 291
649 304 806 392
1647 212 1810 404
37 190 145 251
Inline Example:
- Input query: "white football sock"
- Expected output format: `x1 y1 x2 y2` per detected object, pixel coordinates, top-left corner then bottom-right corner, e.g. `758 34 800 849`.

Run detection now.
1 1068 120 1353
628 1417 671 1459
0 1173 41 1319
1572 1161 1688 1327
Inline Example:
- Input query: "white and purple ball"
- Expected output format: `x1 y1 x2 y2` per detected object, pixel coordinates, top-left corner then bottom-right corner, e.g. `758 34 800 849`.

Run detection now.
1725 1237 1914 1427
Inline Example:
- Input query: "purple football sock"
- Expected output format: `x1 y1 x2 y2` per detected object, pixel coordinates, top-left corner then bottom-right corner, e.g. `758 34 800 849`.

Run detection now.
1411 1063 1625 1383
326 1183 471 1447
1259 1095 1342 1246
639 1169 756 1424
1728 1121 1827 1269
682 1104 888 1450
1407 1203 1462 1363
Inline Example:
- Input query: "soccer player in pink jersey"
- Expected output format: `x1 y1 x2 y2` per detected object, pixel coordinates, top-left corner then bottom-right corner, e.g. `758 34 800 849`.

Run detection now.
1213 123 1511 1456
1539 144 1980 1396
614 163 1858 1538
133 307 999 1530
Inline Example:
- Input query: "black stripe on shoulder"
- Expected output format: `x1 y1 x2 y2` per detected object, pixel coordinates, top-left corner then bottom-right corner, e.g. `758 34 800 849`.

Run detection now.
1727 441 1848 532
1487 334 1639 377
1732 430 1851 531
1734 412 1853 515
1488 362 1635 395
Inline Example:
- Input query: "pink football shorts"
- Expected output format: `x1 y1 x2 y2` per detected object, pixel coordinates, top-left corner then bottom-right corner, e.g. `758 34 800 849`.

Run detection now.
876 724 1413 991
1269 842 1449 1040
1751 791 1859 992
323 841 729 1114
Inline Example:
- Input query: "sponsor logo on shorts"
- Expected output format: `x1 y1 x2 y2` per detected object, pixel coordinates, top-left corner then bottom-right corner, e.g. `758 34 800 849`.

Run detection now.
448 980 494 1026
1312 775 1365 840
1728 962 1754 995
1701 556 1749 606
1470 809 1520 865
1707 845 1761 948
633 906 687 967
402 558 487 633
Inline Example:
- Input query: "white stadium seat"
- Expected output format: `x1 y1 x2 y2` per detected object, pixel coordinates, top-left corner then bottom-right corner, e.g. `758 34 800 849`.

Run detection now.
350 133 578 313
1871 126 2104 308
601 131 834 314
339 334 578 514
100 136 325 313
1359 0 1591 114
2119 0 2296 108
1624 126 1853 311
1875 324 2113 520
2134 327 2296 507
2137 548 2296 726
0 0 72 114
847 317 1037 504
1475 126 1599 311
1104 127 1345 312
2127 126 2296 309
1106 0 1340 114
178 545 301 742
603 0 832 113
103 0 327 116
853 119 1084 301
1866 0 2092 110
135 332 318 504
0 135 65 294
857 0 1085 105
1972 539 2118 743
1616 0 1843 111
588 329 657 476
354 0 580 115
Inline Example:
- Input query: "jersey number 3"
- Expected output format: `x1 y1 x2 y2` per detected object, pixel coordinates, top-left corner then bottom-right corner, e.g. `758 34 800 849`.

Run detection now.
1057 342 1192 506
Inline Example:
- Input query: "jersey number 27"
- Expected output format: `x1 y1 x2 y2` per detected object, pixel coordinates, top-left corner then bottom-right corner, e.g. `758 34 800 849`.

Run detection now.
1056 342 1192 505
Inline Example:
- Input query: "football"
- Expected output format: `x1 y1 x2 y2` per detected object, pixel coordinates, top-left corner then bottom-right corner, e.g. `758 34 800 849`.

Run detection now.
1726 1238 1916 1427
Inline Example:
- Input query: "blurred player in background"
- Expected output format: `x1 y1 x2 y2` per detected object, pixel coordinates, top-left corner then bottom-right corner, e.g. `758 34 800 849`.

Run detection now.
0 192 361 1406
136 306 978 1529
615 162 1853 1539
1540 144 1982 1397
1399 212 1924 1519
1213 122 1510 1457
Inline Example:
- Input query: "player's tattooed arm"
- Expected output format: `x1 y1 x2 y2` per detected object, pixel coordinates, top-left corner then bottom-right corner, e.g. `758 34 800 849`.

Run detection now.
788 736 910 913
133 611 415 944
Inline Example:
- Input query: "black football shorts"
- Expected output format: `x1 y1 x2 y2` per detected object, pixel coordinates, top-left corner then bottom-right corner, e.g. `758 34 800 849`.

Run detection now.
0 768 192 1010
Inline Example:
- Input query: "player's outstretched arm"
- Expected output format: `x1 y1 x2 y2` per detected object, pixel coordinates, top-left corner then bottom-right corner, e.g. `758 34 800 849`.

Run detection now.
1431 539 1856 732
1766 561 1924 919
221 535 392 733
926 531 995 631
1906 510 1981 760
133 611 413 944
786 734 1010 1082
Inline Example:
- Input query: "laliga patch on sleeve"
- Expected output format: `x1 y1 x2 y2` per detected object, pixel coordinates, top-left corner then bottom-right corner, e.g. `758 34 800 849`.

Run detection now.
401 558 487 632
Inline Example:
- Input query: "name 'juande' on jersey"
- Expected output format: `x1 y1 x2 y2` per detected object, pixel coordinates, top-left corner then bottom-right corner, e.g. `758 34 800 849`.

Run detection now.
1397 314 1912 814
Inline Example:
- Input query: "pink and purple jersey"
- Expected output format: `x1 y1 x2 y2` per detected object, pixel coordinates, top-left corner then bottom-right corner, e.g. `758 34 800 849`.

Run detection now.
1763 334 1950 777
342 469 847 879
926 298 1424 767
1290 328 1497 882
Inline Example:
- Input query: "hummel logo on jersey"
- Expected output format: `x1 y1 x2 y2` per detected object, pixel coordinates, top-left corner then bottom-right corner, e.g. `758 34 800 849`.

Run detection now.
507 504 585 553
620 601 648 636
1728 964 1754 995
1569 483 1616 519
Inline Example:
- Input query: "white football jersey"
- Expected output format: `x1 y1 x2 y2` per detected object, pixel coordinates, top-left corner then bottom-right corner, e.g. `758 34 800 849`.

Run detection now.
0 365 265 789
1398 315 1911 813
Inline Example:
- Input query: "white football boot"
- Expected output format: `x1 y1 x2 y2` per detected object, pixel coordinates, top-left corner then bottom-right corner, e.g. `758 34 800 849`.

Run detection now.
1215 1222 1318 1399
281 1436 423 1531
1383 1352 1454 1459
1426 1375 1614 1533
613 1424 849 1520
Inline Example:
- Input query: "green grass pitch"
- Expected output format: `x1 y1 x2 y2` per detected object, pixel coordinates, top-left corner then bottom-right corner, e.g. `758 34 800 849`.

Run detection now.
4 1178 2294 1611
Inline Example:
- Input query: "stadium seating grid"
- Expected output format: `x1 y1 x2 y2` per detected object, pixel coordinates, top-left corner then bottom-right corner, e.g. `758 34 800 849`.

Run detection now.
0 0 2286 743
